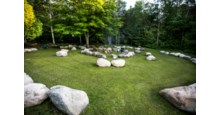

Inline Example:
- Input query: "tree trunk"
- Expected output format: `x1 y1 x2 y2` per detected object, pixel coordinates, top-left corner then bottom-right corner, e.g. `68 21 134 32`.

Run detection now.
79 36 82 45
49 2 55 44
118 32 120 45
50 24 55 44
108 36 112 45
156 22 160 48
85 32 89 48
115 34 118 45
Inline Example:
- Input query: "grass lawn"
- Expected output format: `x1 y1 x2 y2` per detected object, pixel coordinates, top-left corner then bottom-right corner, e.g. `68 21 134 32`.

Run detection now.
24 48 196 115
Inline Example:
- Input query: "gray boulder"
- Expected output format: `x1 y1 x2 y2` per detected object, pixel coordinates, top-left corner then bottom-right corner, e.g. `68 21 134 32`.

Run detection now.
135 49 141 53
118 52 135 58
71 47 77 51
24 83 49 108
159 83 196 113
191 58 196 64
111 59 125 67
56 51 68 57
61 49 69 53
146 55 156 61
24 49 32 53
96 58 111 67
48 85 89 115
24 73 33 85
111 54 118 59
160 50 169 55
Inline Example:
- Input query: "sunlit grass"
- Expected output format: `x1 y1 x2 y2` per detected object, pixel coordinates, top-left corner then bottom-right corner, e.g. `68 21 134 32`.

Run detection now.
24 48 195 115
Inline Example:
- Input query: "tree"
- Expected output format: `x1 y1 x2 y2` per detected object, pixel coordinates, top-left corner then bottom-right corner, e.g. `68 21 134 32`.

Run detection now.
103 0 123 45
28 0 56 44
24 0 43 40
53 0 123 47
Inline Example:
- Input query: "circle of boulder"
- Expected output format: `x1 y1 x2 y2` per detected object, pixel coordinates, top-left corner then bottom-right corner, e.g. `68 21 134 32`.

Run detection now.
159 83 196 113
24 83 49 108
111 59 126 67
48 85 89 115
96 58 111 67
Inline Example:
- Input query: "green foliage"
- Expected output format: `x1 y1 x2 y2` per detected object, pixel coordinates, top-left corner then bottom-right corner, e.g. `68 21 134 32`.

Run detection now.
122 0 196 53
24 0 43 40
25 19 43 40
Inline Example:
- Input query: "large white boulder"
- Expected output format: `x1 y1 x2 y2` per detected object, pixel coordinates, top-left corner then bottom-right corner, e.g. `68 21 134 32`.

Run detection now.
111 59 125 67
159 83 196 113
48 85 89 115
56 51 68 57
96 58 111 67
146 55 156 61
24 83 49 108
24 73 33 85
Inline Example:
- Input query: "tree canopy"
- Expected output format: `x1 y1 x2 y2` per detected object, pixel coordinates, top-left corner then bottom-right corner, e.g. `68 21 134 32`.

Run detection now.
24 0 196 54
24 0 43 40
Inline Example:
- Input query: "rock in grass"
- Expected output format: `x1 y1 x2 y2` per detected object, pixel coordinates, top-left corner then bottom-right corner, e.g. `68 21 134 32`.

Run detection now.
24 73 33 85
30 48 38 51
24 83 49 108
146 55 156 61
146 52 152 56
56 51 68 57
48 85 89 115
61 49 69 53
111 59 125 67
191 58 196 64
71 47 77 51
24 49 32 53
111 54 118 59
159 83 196 113
160 50 169 55
96 58 111 67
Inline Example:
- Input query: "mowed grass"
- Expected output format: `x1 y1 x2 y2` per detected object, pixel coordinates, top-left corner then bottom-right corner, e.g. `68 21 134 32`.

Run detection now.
24 48 196 115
